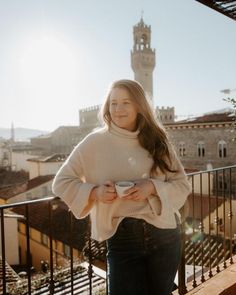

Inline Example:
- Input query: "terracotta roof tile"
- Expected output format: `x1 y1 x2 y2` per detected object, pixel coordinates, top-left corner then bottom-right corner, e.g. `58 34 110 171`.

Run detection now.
0 169 29 187
0 175 54 200
175 111 235 125
27 154 68 163
0 183 28 200
26 175 54 190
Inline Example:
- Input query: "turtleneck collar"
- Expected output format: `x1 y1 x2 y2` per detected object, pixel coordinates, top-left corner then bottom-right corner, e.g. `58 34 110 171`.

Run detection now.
109 122 139 139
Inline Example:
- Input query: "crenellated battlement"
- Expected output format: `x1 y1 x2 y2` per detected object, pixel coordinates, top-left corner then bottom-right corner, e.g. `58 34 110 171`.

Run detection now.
156 106 175 123
79 104 101 126
156 106 175 111
80 104 101 113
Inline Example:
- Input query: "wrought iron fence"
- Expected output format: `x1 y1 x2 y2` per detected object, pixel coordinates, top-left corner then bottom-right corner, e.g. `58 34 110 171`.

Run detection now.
0 165 236 294
177 165 236 294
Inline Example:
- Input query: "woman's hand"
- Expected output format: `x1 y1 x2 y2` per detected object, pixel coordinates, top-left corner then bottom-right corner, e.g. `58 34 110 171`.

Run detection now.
122 179 157 201
90 180 117 203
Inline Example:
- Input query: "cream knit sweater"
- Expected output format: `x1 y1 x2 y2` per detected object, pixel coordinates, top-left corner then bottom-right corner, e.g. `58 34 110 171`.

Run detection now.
52 123 191 241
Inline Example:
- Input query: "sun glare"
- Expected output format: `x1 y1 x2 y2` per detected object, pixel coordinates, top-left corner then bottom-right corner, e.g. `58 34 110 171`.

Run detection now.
20 34 77 99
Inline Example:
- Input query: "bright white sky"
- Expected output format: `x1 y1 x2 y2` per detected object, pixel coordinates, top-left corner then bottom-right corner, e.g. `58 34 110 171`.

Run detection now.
0 0 236 132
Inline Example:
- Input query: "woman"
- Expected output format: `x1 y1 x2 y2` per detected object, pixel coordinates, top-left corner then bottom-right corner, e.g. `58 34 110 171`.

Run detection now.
52 79 191 295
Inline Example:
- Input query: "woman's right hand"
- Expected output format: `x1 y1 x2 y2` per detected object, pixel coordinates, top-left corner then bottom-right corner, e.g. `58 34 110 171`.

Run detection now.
90 180 117 203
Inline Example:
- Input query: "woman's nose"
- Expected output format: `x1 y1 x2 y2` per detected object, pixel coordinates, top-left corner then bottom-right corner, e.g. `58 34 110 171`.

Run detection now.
115 104 124 112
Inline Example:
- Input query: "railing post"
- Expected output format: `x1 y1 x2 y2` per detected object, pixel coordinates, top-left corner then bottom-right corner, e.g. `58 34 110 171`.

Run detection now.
191 175 197 289
208 171 213 278
88 218 93 295
228 167 234 265
200 173 205 283
48 201 54 294
178 219 187 294
215 170 220 273
69 211 74 294
1 208 6 295
25 204 32 295
222 169 227 269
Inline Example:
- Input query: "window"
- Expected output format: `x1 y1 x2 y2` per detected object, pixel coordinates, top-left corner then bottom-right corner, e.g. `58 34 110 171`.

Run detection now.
179 142 186 157
63 244 71 257
3 151 8 159
41 233 48 246
218 140 227 158
197 141 205 157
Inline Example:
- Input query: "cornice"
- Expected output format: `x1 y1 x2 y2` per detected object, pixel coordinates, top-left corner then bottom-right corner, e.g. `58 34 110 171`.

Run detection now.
164 121 233 130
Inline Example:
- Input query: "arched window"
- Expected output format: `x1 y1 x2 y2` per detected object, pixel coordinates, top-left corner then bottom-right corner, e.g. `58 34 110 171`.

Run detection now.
197 141 205 157
141 34 147 48
218 140 227 158
179 142 186 157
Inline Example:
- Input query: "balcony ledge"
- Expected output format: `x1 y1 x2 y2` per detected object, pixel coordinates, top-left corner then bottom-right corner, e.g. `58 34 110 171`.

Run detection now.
173 256 236 295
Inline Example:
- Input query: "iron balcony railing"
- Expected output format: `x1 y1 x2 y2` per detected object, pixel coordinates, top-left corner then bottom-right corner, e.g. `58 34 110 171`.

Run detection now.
178 165 236 294
0 165 236 295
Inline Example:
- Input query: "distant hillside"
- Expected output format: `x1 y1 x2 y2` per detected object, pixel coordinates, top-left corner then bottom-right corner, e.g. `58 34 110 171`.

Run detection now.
0 127 50 141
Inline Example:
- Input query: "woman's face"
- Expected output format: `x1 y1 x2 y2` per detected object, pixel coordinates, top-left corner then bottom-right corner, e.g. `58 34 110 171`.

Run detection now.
109 87 138 131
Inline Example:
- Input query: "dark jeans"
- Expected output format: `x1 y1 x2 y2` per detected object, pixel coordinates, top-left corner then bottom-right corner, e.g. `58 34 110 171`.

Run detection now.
106 217 181 295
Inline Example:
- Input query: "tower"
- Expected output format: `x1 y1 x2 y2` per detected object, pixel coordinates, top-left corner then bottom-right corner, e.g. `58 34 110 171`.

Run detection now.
10 122 15 143
131 17 156 101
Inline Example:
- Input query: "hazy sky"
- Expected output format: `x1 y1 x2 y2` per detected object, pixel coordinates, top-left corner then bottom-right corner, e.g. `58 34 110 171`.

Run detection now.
1 0 236 131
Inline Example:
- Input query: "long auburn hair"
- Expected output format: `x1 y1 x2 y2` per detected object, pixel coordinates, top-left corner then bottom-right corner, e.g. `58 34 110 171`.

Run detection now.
102 79 175 176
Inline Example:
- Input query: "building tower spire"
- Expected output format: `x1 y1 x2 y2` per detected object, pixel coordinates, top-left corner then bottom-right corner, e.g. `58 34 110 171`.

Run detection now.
10 122 15 143
131 16 156 102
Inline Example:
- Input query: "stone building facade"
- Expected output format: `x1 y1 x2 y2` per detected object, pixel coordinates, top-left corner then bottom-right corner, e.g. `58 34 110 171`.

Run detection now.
165 110 236 171
156 106 175 124
31 126 90 155
79 105 101 127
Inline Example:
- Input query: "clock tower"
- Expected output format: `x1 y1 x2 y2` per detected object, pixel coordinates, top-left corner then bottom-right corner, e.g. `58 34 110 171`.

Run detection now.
131 17 156 102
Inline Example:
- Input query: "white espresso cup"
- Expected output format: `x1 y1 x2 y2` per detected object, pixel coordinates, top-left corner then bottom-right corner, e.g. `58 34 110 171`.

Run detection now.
115 181 134 198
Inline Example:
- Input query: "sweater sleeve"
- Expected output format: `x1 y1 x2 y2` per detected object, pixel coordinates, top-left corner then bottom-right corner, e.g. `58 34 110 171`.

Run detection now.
150 145 191 214
52 145 97 219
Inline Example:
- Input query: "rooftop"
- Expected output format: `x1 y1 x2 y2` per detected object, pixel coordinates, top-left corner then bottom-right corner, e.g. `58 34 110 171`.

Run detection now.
0 169 29 188
12 200 89 250
0 175 54 200
27 154 68 163
174 109 235 125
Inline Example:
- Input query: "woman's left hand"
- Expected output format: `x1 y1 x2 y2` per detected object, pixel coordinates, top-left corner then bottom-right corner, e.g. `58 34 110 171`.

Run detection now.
122 179 157 201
